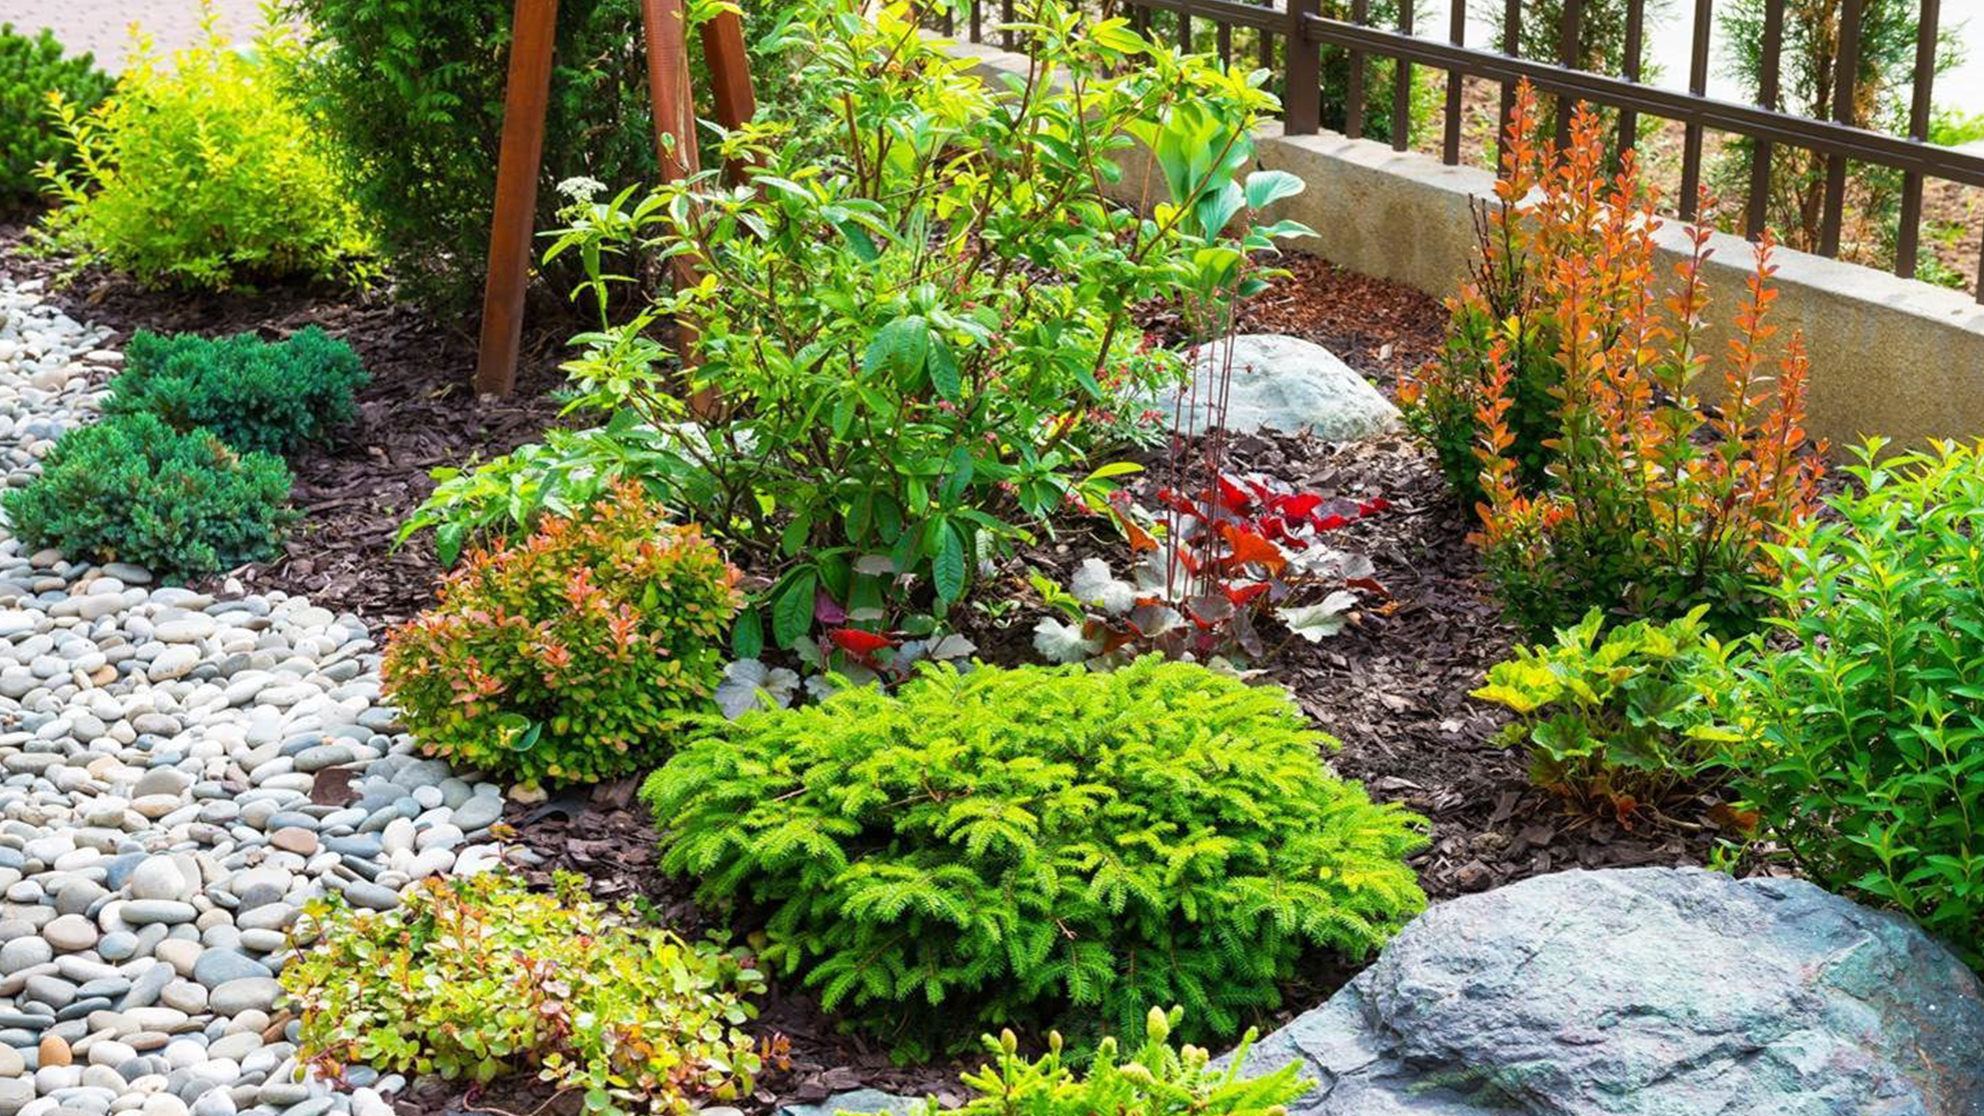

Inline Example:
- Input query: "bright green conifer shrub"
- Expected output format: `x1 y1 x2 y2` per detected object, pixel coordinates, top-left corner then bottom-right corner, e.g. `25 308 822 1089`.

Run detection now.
383 483 740 788
861 1007 1309 1116
2 412 294 578
107 327 368 456
641 656 1429 1057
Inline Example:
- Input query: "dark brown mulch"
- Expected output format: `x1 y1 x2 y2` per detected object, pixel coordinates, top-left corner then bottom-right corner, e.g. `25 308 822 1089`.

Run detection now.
0 229 573 629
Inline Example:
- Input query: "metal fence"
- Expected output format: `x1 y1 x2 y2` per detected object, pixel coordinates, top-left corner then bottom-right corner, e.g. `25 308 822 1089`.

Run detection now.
933 0 1984 301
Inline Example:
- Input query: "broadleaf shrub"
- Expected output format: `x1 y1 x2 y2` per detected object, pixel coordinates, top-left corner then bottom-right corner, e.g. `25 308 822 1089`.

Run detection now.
285 872 772 1113
106 327 369 456
382 483 741 787
0 23 112 205
1473 606 1748 822
277 0 795 308
38 4 369 290
1731 440 1984 967
1405 84 1824 638
406 1 1306 649
2 412 295 579
641 656 1429 1056
866 1007 1309 1116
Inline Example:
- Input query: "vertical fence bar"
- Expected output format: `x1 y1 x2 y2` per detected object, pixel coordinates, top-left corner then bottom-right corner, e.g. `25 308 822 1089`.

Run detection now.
1442 0 1465 165
1001 0 1015 50
1744 0 1784 237
1218 20 1232 67
1895 0 1939 279
1819 0 1863 257
1180 8 1193 51
1391 0 1414 150
1346 0 1369 140
1678 0 1712 220
970 0 982 43
1259 0 1275 71
1285 0 1321 135
1498 0 1520 159
1556 0 1583 150
1618 0 1644 154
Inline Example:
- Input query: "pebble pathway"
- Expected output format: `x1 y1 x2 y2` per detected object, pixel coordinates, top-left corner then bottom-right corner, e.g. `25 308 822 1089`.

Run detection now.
0 279 512 1116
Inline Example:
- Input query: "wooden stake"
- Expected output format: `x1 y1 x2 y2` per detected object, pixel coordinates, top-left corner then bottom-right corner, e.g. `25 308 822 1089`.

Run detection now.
702 10 758 182
642 0 701 183
473 0 561 399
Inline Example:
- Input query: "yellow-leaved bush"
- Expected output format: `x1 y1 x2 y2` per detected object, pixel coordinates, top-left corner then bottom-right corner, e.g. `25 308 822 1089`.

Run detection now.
37 1 369 289
285 873 773 1114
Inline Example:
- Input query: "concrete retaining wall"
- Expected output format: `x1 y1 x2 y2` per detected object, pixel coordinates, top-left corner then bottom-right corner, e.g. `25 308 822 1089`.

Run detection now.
952 39 1984 453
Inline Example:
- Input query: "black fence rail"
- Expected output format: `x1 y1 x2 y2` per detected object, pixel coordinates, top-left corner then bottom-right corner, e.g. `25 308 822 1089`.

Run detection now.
932 0 1984 302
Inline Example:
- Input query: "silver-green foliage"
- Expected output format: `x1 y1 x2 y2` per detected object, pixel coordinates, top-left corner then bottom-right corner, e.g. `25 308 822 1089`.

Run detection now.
641 657 1429 1058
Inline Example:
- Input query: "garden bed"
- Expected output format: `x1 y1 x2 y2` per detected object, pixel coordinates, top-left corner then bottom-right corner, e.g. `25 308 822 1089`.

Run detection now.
0 235 1713 1113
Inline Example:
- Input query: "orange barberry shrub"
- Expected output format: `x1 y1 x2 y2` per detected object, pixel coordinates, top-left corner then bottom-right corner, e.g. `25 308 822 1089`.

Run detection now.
1457 84 1824 639
382 483 741 787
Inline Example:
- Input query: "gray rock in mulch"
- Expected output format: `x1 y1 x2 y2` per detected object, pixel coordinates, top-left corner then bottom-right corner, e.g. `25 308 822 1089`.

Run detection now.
778 1090 928 1116
1165 333 1400 441
1226 867 1984 1116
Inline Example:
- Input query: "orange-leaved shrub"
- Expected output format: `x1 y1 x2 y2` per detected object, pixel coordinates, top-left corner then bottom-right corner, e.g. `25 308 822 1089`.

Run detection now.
1408 83 1824 639
382 483 741 787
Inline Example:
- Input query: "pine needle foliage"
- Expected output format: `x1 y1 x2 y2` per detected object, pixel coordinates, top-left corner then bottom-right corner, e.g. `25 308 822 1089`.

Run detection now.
860 1007 1309 1116
641 657 1428 1058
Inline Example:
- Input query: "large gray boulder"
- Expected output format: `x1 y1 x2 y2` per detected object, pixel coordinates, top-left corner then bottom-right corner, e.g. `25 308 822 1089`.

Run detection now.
1166 334 1399 440
1230 867 1984 1115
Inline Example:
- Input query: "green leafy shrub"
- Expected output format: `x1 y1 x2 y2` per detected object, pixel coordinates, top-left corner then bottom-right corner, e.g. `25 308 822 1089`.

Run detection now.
106 327 369 456
3 412 294 579
1473 606 1748 820
278 0 808 308
642 656 1429 1057
382 483 740 788
0 23 112 206
868 1007 1308 1116
1731 440 1984 966
407 1 1306 651
285 872 770 1113
38 5 369 290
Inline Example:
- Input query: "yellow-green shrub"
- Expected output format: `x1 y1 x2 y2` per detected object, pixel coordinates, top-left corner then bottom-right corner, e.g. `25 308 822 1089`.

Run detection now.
285 873 768 1114
37 3 368 289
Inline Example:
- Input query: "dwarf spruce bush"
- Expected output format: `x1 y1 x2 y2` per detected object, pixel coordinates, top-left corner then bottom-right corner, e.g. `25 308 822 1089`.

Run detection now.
107 328 368 456
382 484 740 788
642 657 1429 1057
864 1007 1309 1116
285 873 768 1114
0 24 112 205
2 413 294 578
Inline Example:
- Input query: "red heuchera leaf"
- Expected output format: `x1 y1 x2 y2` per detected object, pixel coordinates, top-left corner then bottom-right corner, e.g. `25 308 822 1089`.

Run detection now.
827 628 895 656
1223 581 1271 606
1271 493 1324 521
1215 475 1253 513
1220 526 1287 574
1359 497 1392 515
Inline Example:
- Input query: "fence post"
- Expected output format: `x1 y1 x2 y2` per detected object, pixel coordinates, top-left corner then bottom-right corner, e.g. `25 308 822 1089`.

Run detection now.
1285 0 1320 135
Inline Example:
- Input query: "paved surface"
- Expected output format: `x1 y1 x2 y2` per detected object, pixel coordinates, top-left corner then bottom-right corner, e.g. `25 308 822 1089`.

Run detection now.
0 0 264 72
